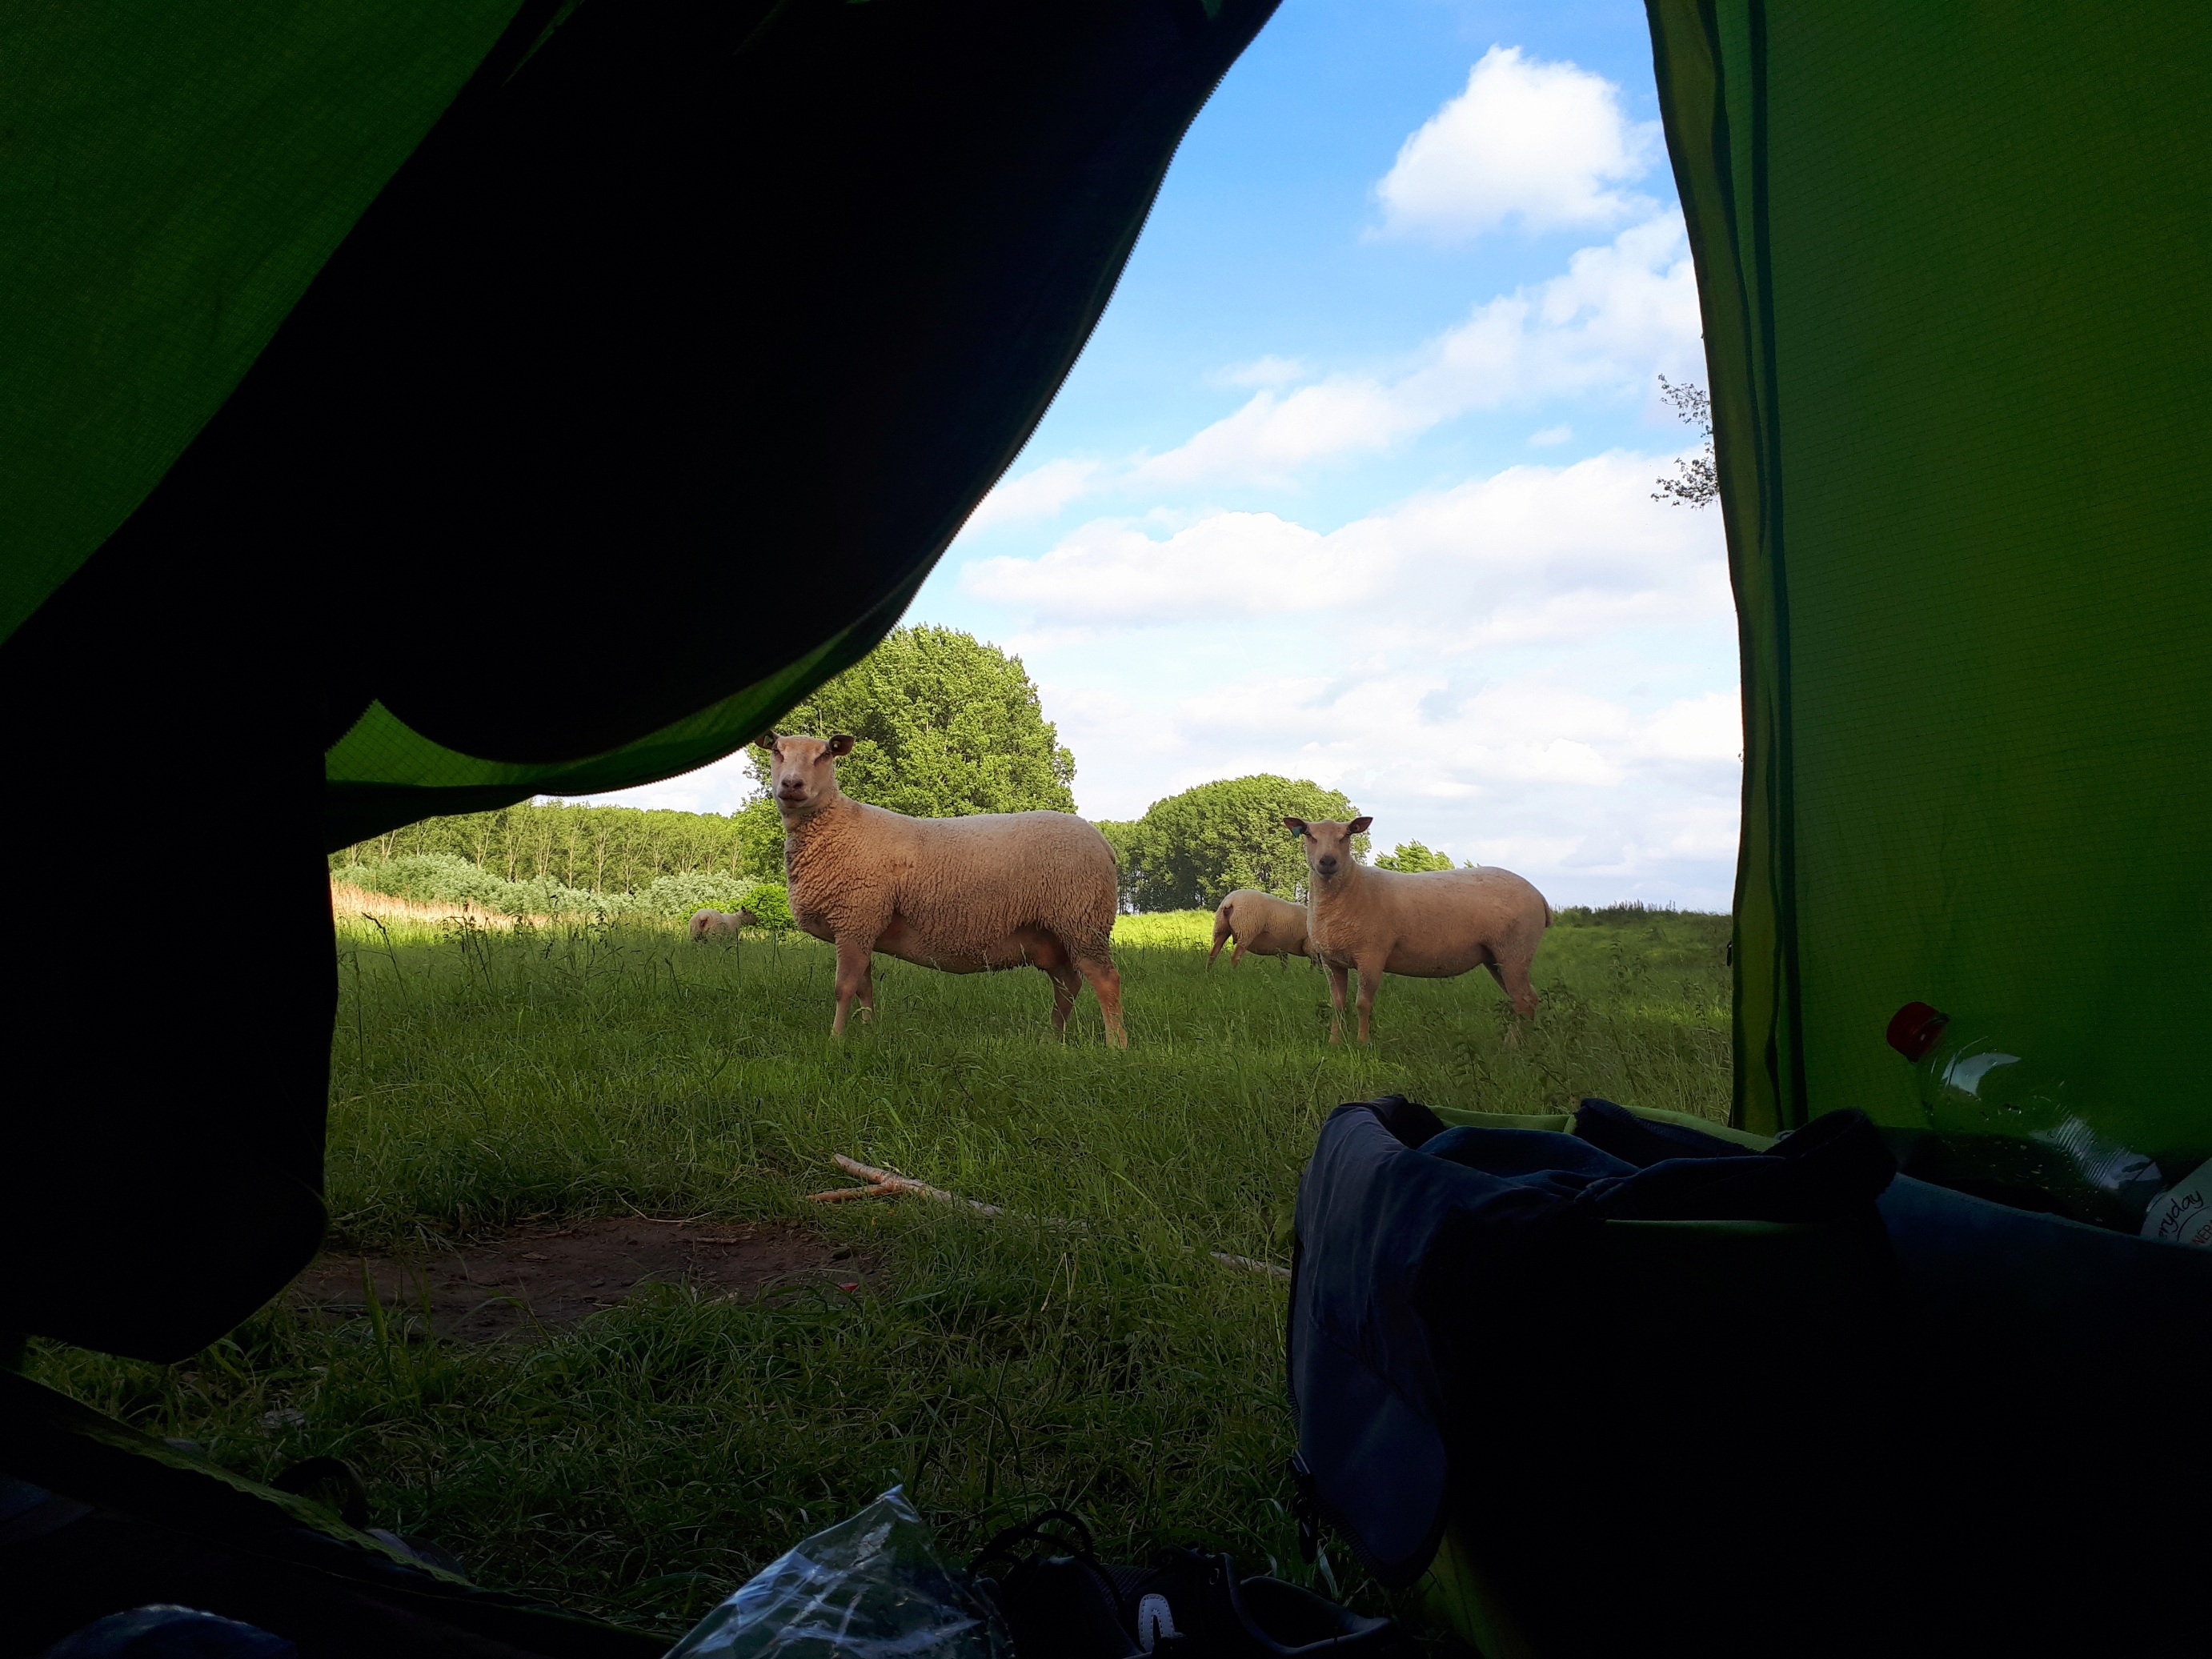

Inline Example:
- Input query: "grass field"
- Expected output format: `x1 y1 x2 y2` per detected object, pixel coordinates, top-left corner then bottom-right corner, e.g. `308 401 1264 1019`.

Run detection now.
32 903 1729 1643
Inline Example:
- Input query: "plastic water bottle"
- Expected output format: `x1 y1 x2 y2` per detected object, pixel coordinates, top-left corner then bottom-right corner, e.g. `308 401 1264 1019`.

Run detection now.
2141 1158 2212 1249
1885 1001 2170 1232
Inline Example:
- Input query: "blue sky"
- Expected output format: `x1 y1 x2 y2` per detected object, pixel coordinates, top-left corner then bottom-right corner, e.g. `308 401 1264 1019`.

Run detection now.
601 0 1740 910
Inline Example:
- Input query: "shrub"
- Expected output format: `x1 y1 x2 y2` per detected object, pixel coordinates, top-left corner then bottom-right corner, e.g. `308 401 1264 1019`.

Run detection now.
631 871 759 922
743 882 795 932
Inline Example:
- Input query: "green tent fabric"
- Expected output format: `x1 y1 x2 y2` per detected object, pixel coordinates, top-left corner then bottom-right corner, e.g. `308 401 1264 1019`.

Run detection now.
1651 1 2212 1164
0 0 1279 1360
7 0 1280 856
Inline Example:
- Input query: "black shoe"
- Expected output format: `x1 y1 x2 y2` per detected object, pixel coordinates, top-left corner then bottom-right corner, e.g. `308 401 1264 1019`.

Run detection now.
972 1510 1143 1659
972 1515 1397 1659
1122 1549 1397 1659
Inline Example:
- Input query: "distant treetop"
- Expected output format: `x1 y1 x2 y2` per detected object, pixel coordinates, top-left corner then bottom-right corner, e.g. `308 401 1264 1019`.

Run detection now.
1374 840 1457 873
1112 774 1364 912
750 625 1076 819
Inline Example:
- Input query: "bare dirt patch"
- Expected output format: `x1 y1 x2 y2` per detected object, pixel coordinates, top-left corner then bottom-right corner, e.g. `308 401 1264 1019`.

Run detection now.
292 1217 867 1341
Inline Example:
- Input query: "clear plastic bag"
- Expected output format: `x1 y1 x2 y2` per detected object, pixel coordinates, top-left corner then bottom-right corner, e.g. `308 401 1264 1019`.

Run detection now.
667 1488 1012 1659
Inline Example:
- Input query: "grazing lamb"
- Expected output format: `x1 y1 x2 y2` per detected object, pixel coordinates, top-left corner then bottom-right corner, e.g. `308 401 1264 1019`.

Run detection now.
1285 815 1550 1044
759 732 1127 1045
1208 889 1309 968
688 908 757 941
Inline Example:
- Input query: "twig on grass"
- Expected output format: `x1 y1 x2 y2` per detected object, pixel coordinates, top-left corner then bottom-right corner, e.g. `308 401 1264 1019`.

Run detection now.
805 1154 1292 1280
829 1154 1007 1216
1210 1251 1293 1281
621 1201 711 1225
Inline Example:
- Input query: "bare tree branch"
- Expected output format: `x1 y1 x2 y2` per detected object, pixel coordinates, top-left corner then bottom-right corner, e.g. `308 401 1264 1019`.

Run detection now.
1652 375 1718 508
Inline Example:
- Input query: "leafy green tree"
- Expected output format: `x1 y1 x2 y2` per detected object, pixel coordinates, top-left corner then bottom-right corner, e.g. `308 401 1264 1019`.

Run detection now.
1374 840 1456 872
731 796 786 881
749 625 1076 817
1091 819 1143 909
1120 775 1363 912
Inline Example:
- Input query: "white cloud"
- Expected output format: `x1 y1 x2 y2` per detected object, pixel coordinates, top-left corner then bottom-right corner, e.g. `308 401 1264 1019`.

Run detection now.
962 458 1102 531
960 447 1739 905
1529 423 1573 447
965 511 1342 625
1130 379 1420 487
1131 211 1700 487
968 448 1725 635
1207 354 1307 389
1634 689 1741 763
1047 660 1740 896
1374 46 1661 242
558 747 758 815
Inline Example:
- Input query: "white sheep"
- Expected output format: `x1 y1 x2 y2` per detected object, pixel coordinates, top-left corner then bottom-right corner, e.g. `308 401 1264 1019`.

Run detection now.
1208 889 1309 968
688 908 757 941
760 733 1127 1044
1285 815 1550 1044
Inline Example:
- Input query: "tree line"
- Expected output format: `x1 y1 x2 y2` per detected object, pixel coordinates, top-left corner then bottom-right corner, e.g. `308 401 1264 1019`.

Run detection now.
333 624 1453 915
1097 775 1366 913
334 798 784 892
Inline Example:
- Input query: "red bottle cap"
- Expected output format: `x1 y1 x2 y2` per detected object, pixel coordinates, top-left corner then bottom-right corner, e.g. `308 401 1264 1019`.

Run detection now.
1886 1001 1950 1062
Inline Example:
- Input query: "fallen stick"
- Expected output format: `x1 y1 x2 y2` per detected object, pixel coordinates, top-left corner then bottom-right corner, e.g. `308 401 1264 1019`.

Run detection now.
828 1154 1008 1216
1210 1251 1293 1281
806 1154 1292 1280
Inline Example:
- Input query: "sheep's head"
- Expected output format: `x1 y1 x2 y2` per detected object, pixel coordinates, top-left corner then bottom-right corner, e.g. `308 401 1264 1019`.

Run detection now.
756 732 854 816
1284 815 1372 884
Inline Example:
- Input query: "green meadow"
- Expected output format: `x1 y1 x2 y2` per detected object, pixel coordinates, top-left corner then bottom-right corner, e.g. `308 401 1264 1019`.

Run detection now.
32 904 1729 1642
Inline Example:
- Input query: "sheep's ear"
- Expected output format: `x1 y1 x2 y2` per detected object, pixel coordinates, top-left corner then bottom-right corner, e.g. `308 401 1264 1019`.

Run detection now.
1283 817 1308 836
1349 815 1374 835
827 733 856 757
753 732 779 751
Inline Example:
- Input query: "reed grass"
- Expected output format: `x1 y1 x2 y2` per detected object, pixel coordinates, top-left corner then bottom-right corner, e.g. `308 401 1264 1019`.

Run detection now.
331 881 555 932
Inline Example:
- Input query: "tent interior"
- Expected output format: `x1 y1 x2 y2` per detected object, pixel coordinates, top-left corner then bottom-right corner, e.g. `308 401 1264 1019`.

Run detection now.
3 0 2206 1652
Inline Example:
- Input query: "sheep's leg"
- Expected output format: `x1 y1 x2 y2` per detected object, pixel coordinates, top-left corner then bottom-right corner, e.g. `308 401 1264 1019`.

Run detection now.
1354 958 1386 1044
1498 958 1540 1018
832 937 876 1036
1208 912 1232 967
1230 937 1248 968
1324 963 1349 1044
1495 954 1540 1043
1076 954 1128 1048
1044 960 1083 1036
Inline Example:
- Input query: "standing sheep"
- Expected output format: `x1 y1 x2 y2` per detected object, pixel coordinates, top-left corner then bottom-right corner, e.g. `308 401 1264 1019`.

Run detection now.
759 732 1127 1045
1208 889 1309 968
688 908 757 941
1286 815 1550 1044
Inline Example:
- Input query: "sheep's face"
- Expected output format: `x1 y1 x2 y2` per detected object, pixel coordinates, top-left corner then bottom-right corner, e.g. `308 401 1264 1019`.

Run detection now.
1284 815 1373 884
757 733 854 815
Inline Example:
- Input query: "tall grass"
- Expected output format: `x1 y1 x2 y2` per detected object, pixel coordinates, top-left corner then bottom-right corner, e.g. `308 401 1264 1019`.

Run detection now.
1110 909 1216 948
34 906 1729 1640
